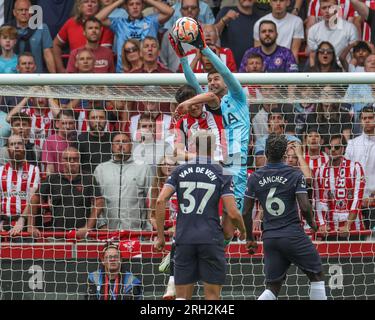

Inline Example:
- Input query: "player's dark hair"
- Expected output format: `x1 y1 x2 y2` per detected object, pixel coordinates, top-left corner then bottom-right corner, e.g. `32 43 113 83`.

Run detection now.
10 112 31 125
83 16 102 29
259 20 277 33
267 105 284 122
265 133 288 162
360 104 375 119
329 134 347 148
57 109 75 120
111 131 132 143
207 69 219 77
175 85 197 103
247 53 263 63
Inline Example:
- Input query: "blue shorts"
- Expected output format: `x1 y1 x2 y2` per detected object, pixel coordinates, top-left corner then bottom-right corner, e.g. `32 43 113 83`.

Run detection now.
174 243 226 285
263 233 323 283
223 153 247 212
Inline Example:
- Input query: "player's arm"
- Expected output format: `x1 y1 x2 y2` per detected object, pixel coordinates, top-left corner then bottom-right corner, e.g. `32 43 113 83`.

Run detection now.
222 195 246 240
145 0 174 24
350 0 370 20
177 92 220 112
242 196 258 254
190 24 244 100
6 97 28 123
296 192 318 232
154 185 175 251
169 34 203 95
201 46 244 101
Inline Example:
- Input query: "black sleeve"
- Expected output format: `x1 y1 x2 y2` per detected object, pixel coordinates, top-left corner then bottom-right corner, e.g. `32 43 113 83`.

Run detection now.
205 104 222 115
39 176 52 202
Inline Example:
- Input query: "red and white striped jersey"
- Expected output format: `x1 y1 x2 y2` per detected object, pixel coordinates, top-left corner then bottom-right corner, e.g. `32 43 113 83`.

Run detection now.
308 0 355 19
174 110 226 161
0 162 40 219
25 108 54 149
316 157 365 231
305 152 329 177
360 0 375 41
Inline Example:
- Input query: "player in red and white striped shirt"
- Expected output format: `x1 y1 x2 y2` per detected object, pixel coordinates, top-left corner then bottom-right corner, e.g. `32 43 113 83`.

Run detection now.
306 0 355 29
173 85 227 162
0 135 40 236
316 134 366 236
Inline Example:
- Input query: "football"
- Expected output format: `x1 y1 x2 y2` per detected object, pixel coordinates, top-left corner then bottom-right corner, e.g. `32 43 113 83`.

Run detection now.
172 17 199 43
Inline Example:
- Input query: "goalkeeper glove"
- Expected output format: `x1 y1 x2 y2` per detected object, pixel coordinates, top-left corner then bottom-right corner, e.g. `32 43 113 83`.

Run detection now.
190 22 207 50
168 33 186 58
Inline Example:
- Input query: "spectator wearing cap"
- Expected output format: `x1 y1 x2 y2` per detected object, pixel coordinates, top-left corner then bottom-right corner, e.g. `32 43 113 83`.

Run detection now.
254 105 300 168
340 40 373 72
66 17 115 73
86 241 143 300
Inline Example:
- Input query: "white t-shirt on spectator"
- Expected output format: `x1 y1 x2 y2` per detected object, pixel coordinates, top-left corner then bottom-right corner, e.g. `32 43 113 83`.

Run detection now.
253 13 305 49
307 18 358 56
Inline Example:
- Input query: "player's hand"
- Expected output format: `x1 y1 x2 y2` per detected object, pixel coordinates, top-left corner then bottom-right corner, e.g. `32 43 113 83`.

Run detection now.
224 10 239 22
27 225 41 238
317 224 329 236
309 221 319 233
246 240 258 255
235 229 246 241
338 224 350 238
9 217 25 237
76 227 90 239
190 22 207 50
168 33 186 58
154 236 165 252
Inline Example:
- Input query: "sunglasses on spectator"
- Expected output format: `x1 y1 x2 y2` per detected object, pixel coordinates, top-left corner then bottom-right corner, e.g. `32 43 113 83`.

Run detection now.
329 145 342 151
124 46 139 53
181 5 198 10
318 49 334 54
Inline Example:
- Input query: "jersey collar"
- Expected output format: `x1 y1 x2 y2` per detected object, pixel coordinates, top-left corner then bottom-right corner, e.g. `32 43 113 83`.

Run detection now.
266 162 286 168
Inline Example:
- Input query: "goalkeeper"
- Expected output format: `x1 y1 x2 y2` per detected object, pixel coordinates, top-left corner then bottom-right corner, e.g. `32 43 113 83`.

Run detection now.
169 23 250 242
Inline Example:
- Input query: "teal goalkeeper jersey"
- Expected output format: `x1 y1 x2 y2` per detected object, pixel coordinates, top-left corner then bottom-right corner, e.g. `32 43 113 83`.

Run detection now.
181 48 250 164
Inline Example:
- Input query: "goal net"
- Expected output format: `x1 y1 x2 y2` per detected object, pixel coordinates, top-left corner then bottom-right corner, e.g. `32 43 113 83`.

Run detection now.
0 73 374 300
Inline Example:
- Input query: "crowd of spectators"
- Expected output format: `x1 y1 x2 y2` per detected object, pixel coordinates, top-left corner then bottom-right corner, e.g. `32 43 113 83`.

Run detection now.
0 0 374 241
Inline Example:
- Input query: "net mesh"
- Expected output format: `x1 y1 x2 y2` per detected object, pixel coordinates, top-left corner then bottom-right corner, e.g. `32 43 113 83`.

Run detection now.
0 80 374 300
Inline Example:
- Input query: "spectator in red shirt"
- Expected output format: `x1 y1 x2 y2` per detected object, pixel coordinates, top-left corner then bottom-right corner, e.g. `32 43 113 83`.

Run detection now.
182 24 237 73
53 0 114 73
67 17 115 73
130 36 171 73
120 39 143 72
